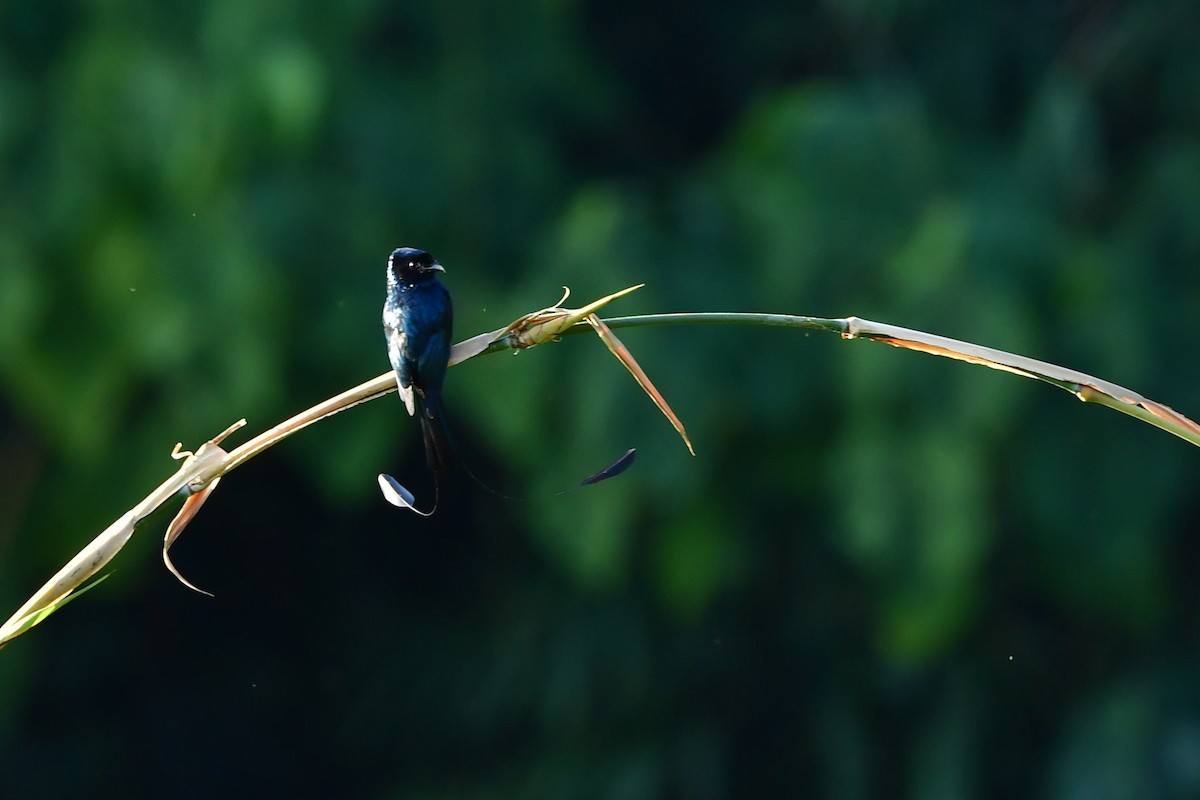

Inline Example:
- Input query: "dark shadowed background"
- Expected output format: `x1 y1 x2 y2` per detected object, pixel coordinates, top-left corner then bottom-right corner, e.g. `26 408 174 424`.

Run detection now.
2 1 1200 797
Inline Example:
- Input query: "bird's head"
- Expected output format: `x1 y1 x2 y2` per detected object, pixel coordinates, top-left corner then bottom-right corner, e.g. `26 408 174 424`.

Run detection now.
388 247 445 285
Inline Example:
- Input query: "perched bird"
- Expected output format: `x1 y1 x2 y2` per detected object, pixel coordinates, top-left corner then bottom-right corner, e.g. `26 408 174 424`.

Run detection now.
383 247 456 471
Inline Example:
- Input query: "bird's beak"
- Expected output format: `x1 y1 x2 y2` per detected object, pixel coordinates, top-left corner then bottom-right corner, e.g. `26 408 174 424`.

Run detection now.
428 262 445 273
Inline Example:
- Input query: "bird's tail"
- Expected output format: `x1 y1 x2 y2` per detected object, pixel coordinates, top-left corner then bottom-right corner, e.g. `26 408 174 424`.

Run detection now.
419 396 457 472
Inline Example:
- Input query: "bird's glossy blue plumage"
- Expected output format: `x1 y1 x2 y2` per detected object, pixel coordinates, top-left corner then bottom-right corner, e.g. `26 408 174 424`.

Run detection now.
383 247 455 471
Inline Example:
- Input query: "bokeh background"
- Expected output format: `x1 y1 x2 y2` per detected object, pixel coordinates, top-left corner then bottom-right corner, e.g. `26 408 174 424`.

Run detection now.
2 1 1200 797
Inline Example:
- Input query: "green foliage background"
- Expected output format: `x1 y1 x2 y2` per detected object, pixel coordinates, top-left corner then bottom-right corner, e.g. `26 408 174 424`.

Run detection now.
2 1 1200 797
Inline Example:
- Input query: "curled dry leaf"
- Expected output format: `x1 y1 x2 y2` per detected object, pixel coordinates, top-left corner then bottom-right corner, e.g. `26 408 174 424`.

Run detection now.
162 478 222 597
158 421 246 596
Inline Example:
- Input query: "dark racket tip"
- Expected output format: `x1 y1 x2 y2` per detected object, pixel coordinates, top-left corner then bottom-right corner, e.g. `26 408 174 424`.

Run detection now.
579 448 637 486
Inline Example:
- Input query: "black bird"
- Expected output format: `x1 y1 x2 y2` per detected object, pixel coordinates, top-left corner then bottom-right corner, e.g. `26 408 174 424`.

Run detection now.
383 247 456 471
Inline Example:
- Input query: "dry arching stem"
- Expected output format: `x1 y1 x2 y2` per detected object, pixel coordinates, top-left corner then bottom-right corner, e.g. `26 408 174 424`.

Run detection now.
3 300 1198 647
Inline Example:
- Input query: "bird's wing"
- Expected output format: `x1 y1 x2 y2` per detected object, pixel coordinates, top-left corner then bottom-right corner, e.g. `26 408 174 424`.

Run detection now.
416 328 451 414
387 325 417 417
